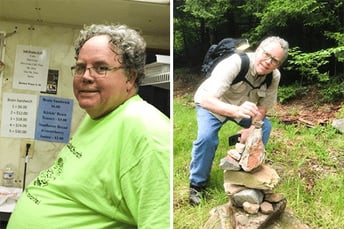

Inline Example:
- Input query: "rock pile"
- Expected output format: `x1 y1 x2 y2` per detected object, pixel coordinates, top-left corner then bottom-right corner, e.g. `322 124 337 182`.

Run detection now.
222 165 286 228
216 122 287 228
220 121 266 172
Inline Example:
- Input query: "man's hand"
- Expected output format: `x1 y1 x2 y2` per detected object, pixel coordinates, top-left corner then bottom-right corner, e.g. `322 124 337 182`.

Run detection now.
236 101 260 119
200 97 262 120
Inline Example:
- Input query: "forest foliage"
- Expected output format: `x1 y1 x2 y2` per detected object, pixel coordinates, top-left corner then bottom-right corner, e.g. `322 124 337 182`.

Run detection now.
174 0 344 92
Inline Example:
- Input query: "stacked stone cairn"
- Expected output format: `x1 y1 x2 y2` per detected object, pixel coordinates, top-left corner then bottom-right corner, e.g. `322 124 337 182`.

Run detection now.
217 121 287 228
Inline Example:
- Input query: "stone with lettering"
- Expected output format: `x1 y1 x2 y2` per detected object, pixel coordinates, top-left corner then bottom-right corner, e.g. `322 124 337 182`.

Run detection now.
224 165 280 190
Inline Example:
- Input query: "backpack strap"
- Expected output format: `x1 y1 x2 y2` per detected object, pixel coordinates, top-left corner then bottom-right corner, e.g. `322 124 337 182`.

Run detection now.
253 72 273 89
231 53 274 89
265 73 273 88
231 52 250 85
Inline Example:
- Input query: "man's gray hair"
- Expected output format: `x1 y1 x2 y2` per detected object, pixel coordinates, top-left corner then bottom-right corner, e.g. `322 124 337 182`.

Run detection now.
259 36 289 64
74 24 146 86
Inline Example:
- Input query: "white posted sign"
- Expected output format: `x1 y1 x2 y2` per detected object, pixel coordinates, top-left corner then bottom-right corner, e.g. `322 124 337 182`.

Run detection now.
0 93 38 138
13 45 49 91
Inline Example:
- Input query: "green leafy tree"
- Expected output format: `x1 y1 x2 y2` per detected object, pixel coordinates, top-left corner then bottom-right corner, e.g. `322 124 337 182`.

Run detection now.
174 0 231 65
183 0 231 43
236 0 344 84
287 46 344 83
174 0 344 92
241 0 338 42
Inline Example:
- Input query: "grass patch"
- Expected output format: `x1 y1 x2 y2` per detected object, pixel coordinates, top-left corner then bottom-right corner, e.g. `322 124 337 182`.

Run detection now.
173 95 344 229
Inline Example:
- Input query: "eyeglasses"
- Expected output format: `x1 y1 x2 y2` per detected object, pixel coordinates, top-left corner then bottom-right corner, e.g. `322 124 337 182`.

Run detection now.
261 48 281 66
71 64 124 78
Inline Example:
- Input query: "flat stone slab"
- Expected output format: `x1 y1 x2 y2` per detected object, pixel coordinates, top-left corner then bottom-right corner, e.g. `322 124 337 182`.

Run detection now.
202 199 294 229
224 165 280 190
265 209 311 229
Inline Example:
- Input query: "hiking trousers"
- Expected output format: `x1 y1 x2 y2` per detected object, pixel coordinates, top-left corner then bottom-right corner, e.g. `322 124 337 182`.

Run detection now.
189 105 271 187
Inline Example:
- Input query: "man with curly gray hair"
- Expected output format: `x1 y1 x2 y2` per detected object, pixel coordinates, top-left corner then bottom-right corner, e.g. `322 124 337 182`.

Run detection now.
74 24 146 88
8 24 170 228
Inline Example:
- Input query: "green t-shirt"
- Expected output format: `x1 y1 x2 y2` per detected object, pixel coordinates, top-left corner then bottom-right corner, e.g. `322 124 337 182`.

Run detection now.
8 95 170 229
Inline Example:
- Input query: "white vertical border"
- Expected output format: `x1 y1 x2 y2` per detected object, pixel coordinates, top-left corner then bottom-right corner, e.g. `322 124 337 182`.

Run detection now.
169 0 174 228
0 31 5 96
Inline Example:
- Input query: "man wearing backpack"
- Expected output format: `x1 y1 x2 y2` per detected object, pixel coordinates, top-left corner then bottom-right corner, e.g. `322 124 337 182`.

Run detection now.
189 36 289 206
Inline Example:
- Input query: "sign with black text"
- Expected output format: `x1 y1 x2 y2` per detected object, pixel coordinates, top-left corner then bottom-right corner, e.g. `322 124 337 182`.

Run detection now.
13 45 50 91
0 93 38 138
35 96 73 143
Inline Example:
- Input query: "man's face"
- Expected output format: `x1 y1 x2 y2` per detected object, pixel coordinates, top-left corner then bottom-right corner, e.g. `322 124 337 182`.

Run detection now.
73 35 133 119
254 42 284 75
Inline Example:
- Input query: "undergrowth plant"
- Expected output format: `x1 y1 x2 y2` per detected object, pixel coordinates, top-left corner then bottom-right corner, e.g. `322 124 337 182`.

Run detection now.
278 77 344 104
277 84 308 104
319 80 344 103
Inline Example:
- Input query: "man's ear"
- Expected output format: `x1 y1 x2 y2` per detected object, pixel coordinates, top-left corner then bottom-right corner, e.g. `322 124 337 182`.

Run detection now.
126 71 137 87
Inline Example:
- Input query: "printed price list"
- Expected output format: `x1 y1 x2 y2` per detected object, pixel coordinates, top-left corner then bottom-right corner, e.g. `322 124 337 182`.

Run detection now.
35 96 73 143
1 93 37 138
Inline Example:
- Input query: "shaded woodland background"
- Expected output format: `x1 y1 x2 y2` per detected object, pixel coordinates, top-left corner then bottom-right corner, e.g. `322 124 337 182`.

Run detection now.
174 0 344 93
